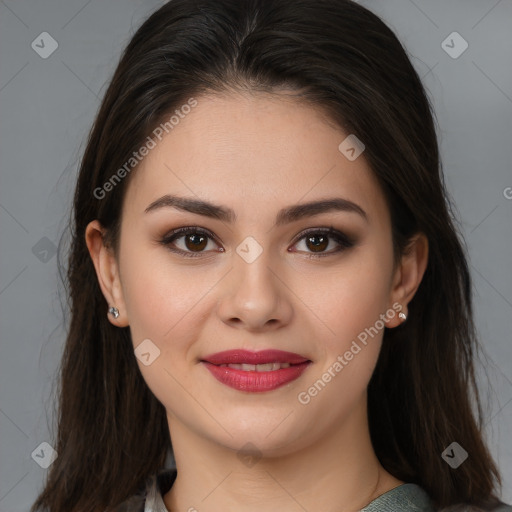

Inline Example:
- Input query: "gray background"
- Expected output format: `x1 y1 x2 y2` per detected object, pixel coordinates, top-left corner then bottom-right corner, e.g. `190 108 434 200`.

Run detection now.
0 0 511 510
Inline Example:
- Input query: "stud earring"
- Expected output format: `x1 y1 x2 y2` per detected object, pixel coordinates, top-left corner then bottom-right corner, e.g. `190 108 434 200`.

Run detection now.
398 311 407 322
108 306 119 319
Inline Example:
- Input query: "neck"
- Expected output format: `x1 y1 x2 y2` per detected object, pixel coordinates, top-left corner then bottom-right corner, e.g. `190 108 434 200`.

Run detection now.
163 397 403 512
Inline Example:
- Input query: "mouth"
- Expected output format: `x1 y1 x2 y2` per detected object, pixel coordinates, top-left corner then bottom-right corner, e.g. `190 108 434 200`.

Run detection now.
200 349 312 392
215 362 295 371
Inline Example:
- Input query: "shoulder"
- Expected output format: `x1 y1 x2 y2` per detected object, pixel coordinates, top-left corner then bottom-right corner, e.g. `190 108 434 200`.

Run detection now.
131 474 512 512
362 483 435 511
361 483 512 512
436 505 512 512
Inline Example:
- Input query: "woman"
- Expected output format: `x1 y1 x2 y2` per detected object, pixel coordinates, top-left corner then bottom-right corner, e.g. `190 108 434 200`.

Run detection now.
31 0 511 511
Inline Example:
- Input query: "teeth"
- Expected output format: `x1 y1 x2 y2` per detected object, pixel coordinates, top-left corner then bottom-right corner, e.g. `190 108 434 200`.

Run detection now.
218 362 292 371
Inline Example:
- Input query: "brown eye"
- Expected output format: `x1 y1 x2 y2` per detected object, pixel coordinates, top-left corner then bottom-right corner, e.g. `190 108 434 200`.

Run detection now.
160 226 354 259
160 227 221 258
291 227 355 258
184 232 208 251
305 233 329 253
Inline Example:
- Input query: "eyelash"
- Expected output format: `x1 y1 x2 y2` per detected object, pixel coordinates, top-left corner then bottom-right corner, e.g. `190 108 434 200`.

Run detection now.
159 226 355 259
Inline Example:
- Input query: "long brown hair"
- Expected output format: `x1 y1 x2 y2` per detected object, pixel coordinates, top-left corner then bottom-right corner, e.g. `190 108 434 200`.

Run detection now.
32 0 505 510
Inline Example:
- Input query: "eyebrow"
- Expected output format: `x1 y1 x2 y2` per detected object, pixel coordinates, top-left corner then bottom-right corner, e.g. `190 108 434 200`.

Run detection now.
144 194 368 225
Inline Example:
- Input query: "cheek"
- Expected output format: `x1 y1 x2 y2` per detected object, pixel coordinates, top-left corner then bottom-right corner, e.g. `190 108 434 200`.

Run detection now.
294 256 391 420
296 247 393 358
119 227 201 335
118 244 216 417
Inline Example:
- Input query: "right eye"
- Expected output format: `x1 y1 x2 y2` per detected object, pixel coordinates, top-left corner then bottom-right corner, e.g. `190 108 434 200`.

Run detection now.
159 226 224 258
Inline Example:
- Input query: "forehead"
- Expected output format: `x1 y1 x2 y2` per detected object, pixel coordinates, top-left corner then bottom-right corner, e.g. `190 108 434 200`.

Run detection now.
122 91 388 227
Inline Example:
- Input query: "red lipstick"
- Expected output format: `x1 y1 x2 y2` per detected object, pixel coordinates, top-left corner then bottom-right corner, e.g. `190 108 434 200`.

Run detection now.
201 349 311 392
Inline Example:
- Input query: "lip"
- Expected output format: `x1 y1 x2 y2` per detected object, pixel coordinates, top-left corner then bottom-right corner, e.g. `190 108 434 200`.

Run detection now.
201 349 310 365
200 350 312 392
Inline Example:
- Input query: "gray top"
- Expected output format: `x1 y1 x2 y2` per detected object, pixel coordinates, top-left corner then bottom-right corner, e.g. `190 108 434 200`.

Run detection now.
138 469 512 512
361 482 434 511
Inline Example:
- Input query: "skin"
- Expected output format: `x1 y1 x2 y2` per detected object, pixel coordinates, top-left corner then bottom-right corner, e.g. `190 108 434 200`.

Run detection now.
86 90 428 512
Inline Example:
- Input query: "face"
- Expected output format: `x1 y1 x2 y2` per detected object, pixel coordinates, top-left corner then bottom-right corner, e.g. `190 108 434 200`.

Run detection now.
89 91 416 457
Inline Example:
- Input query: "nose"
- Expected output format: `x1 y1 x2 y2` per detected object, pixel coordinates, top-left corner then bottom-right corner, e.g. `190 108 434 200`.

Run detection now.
216 247 293 332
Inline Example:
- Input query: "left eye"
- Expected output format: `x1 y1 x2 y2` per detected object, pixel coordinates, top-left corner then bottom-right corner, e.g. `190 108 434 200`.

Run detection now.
159 226 354 258
291 228 354 257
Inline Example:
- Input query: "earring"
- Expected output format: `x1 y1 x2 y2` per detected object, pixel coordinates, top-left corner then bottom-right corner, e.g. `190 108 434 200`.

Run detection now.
108 306 119 319
398 311 407 322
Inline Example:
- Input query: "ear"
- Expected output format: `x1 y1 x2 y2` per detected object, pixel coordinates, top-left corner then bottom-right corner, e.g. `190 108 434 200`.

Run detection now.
85 220 129 327
386 232 429 328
